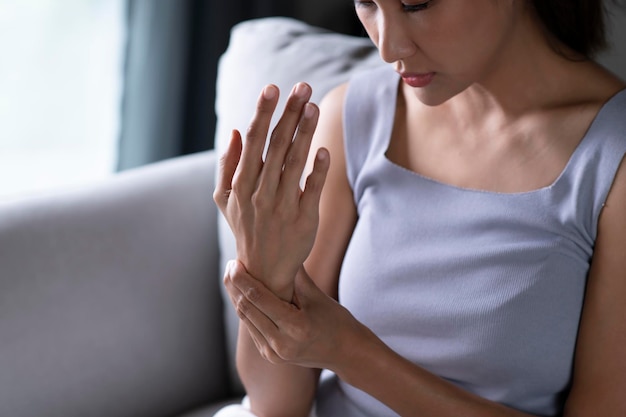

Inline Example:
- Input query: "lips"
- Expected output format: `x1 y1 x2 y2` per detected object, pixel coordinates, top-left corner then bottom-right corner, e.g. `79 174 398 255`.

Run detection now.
400 72 436 88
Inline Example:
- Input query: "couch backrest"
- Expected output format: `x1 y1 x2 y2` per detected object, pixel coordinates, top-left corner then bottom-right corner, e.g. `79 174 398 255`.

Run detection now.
0 152 227 417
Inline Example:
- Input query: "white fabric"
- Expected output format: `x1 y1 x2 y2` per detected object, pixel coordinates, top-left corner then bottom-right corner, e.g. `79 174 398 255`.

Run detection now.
212 405 256 417
213 396 317 417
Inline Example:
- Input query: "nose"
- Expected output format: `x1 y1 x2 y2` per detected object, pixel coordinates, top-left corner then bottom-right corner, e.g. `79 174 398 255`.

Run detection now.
375 14 417 63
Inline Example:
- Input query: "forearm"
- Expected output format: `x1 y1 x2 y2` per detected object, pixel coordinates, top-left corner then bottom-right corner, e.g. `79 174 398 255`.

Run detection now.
237 324 319 417
334 331 537 417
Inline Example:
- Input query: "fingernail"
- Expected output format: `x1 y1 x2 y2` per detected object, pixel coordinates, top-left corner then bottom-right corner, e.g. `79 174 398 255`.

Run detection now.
263 85 277 100
293 82 309 98
303 102 315 119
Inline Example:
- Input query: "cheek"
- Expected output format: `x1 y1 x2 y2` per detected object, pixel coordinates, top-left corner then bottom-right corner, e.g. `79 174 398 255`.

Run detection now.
422 17 508 77
453 5 515 67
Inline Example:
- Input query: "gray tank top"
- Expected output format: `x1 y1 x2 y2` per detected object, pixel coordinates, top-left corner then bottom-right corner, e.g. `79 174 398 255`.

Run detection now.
315 66 626 417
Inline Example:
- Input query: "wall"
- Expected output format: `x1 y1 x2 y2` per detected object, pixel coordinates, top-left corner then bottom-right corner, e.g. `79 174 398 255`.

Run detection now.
292 0 363 35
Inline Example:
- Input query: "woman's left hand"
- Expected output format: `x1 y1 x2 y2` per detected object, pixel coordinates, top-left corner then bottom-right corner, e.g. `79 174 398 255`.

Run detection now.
224 259 374 371
214 83 330 301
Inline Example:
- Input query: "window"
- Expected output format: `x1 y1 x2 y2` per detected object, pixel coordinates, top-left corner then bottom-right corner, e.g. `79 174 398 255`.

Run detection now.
0 0 126 199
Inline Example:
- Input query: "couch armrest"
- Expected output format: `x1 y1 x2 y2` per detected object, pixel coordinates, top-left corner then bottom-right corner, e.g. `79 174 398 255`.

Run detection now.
0 151 230 417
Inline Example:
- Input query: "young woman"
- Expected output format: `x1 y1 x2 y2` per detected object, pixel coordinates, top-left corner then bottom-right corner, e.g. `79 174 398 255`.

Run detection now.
214 1 626 416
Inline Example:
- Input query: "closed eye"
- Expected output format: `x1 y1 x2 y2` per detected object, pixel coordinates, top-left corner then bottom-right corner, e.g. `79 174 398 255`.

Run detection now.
354 0 432 13
402 1 431 12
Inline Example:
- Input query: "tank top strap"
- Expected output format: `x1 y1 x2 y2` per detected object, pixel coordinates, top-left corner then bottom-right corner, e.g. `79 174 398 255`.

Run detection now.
552 88 626 240
343 65 399 193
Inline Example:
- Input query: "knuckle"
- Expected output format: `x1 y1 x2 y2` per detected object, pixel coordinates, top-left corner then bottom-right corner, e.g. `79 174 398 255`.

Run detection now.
215 187 233 203
245 122 265 143
212 188 224 206
244 285 261 303
269 130 288 148
284 152 301 168
230 173 244 194
245 124 256 139
251 191 272 210
235 295 249 315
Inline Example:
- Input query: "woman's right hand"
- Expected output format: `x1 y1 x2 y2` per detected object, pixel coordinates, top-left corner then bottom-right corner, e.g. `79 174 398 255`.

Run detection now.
213 83 330 301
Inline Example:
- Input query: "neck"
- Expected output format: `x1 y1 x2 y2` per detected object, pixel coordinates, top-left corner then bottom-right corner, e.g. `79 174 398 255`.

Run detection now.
448 7 592 124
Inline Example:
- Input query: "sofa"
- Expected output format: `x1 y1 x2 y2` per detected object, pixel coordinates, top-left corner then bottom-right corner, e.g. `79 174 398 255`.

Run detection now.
2 10 625 416
0 17 382 417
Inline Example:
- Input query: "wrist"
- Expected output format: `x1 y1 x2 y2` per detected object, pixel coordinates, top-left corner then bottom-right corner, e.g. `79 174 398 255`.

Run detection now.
241 263 296 302
265 280 295 302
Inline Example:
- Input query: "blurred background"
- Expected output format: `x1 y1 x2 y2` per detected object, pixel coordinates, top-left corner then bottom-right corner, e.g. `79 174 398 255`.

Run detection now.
0 0 623 200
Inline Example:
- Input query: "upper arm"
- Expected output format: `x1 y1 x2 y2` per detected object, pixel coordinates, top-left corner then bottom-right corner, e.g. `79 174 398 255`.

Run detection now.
303 83 358 299
564 156 626 416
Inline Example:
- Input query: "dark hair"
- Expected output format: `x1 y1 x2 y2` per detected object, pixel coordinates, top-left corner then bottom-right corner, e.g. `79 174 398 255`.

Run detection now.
531 0 609 58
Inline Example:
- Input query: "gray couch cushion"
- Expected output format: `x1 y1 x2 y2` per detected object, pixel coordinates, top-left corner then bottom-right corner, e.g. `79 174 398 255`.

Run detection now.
213 16 383 392
0 151 227 417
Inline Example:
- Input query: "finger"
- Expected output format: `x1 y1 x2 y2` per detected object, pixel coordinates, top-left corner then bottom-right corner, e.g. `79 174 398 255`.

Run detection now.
239 312 284 365
230 276 288 361
230 260 296 323
299 147 330 219
224 262 284 363
223 261 242 309
257 83 312 196
235 85 279 194
213 130 242 210
277 102 320 204
290 266 327 311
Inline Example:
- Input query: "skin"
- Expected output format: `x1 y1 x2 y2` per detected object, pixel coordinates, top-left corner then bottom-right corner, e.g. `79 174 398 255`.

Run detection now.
214 0 626 416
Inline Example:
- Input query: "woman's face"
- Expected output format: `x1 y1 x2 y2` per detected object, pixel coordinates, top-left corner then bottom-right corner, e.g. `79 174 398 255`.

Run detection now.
355 0 522 105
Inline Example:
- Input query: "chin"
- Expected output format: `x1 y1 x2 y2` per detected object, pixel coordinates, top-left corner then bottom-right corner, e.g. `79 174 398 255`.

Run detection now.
409 81 469 107
411 89 456 107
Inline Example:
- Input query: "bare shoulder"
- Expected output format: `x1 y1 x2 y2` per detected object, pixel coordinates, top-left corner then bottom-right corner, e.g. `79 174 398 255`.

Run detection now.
576 60 626 104
319 81 350 108
595 154 626 264
565 157 626 415
315 82 350 136
308 82 350 174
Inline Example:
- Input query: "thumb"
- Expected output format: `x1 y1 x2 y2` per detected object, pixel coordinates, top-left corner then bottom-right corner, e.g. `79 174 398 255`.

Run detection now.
292 266 322 308
213 129 242 210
